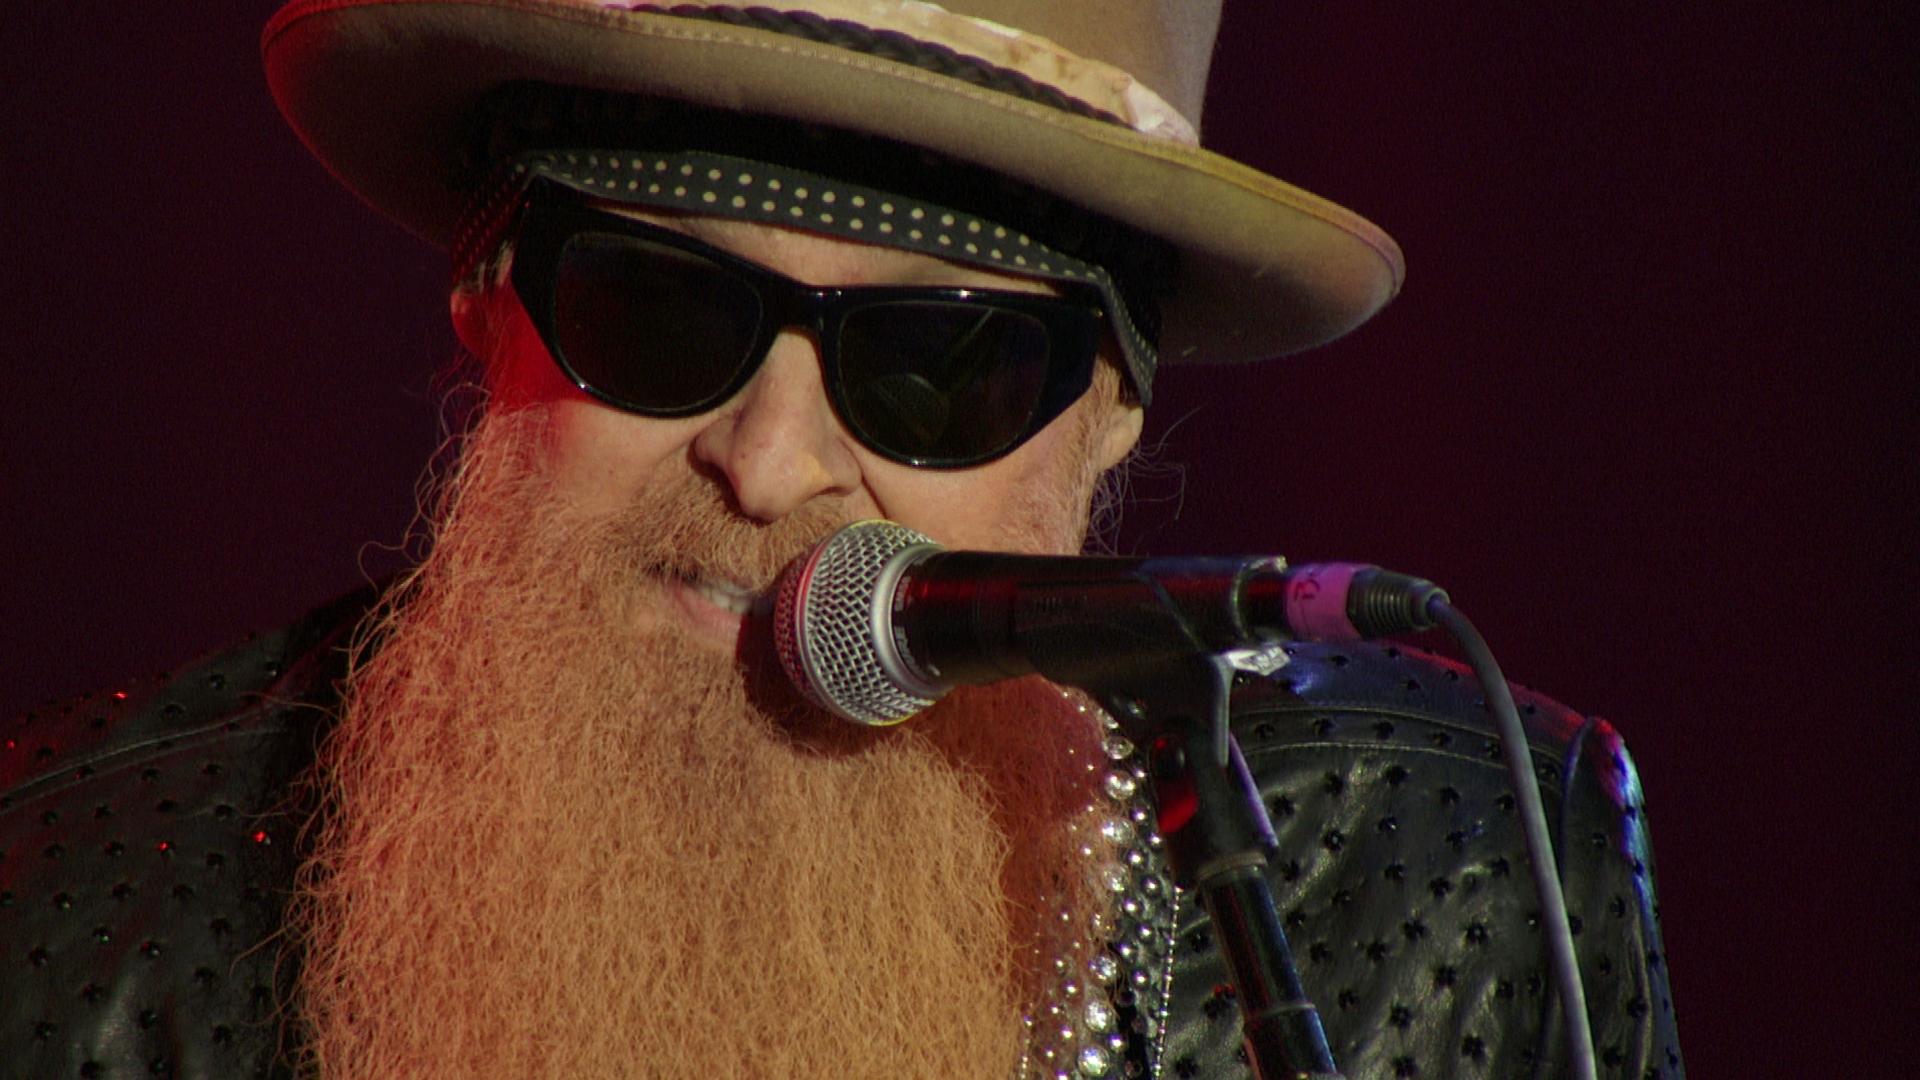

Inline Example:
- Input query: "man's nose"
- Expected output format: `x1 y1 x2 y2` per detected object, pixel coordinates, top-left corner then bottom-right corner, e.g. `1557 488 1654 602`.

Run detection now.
690 331 863 521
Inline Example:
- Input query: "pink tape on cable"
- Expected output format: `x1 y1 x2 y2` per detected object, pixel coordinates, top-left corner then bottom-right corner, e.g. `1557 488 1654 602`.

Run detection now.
1283 562 1364 642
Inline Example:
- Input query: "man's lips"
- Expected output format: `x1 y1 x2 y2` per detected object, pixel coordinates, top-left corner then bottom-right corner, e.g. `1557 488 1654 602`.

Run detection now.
664 575 763 647
687 578 756 616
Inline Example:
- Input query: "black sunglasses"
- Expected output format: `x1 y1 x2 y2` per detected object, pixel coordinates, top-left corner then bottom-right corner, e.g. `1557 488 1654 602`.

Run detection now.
503 179 1108 468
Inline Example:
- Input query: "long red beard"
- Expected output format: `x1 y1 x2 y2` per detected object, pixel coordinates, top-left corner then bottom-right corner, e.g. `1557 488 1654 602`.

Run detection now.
286 408 1121 1078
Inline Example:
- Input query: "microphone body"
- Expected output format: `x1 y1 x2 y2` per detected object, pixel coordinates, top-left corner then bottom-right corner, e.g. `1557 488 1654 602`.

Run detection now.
895 550 1276 689
773 520 1446 725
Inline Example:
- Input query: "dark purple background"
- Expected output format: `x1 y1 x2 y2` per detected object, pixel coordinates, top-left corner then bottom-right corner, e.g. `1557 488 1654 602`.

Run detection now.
3 6 1910 1075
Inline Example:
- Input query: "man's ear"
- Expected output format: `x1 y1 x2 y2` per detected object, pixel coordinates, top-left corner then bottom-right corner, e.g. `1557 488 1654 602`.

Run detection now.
451 244 519 357
1093 397 1145 471
452 279 577 410
449 286 493 357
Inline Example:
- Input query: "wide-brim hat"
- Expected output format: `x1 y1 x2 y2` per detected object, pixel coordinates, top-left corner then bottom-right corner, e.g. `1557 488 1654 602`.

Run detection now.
263 0 1404 369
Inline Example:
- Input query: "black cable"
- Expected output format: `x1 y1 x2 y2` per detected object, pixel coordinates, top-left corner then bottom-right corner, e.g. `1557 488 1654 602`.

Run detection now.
1428 600 1598 1080
1530 715 1600 1078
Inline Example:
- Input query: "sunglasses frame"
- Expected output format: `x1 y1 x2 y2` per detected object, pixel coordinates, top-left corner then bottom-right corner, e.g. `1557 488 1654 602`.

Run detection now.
503 178 1110 468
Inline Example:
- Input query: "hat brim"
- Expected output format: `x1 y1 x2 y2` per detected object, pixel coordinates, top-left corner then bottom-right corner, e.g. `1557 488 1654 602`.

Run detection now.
263 0 1404 364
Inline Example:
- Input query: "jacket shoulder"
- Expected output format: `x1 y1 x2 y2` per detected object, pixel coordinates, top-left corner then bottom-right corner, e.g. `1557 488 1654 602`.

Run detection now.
0 587 373 1079
1159 641 1684 1078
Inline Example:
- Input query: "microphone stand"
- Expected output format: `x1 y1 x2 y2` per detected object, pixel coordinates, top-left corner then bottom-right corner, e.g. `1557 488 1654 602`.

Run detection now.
1094 653 1342 1080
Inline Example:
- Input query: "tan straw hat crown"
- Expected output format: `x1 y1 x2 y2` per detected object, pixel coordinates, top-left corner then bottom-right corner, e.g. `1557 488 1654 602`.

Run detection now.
263 0 1404 367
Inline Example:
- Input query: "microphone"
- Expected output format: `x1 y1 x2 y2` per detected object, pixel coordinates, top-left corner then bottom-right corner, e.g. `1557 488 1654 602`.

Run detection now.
772 520 1449 725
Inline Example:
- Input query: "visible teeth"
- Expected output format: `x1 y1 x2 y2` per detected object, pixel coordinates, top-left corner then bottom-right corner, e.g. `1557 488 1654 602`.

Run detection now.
692 580 755 615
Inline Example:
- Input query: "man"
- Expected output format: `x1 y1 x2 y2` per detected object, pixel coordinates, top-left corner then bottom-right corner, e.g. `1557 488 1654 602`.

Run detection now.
1 2 1680 1077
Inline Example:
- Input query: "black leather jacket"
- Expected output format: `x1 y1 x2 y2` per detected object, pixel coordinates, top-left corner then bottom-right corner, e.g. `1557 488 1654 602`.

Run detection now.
2 590 1682 1078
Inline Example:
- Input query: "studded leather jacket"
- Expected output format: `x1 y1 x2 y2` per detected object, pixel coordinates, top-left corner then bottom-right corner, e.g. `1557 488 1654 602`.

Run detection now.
2 589 1682 1078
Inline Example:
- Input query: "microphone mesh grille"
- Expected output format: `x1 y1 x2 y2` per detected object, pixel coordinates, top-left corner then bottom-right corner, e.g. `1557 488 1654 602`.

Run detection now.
774 520 938 725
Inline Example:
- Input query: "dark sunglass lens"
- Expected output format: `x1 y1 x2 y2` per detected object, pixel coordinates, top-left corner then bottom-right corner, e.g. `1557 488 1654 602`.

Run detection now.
552 233 762 412
839 302 1053 462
